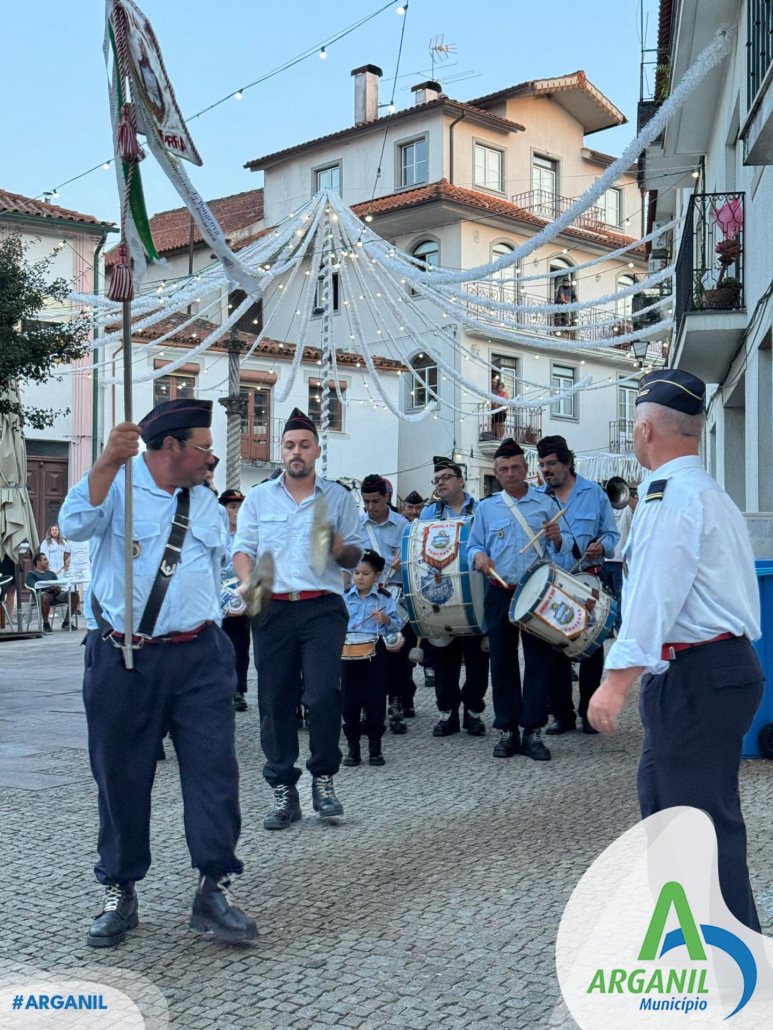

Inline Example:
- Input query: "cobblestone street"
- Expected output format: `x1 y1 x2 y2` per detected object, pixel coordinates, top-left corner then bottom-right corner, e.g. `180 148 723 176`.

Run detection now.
0 633 771 1029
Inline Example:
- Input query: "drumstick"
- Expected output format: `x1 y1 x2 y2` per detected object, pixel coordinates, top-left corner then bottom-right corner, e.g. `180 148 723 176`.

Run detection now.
488 569 511 590
518 509 567 555
350 607 386 631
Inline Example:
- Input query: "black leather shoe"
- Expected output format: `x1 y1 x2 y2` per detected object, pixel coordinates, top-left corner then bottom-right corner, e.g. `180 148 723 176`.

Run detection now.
433 710 460 737
190 876 257 945
582 717 599 735
492 730 519 757
402 705 416 718
423 667 436 689
263 784 302 830
521 728 551 761
87 883 138 948
463 709 486 736
343 741 361 766
312 775 344 819
545 718 576 736
369 751 385 766
233 693 248 712
388 699 407 735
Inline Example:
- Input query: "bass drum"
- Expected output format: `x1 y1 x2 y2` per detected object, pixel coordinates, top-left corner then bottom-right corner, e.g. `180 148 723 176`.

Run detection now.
401 517 486 646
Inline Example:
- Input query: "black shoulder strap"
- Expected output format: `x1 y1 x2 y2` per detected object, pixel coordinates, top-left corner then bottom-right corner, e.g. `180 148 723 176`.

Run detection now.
645 479 668 503
545 487 583 561
136 489 191 638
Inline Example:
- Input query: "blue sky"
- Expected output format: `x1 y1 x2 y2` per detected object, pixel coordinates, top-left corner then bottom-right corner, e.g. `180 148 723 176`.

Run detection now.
0 0 656 226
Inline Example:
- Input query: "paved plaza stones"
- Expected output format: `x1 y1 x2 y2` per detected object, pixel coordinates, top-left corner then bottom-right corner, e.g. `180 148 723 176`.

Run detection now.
0 633 771 1029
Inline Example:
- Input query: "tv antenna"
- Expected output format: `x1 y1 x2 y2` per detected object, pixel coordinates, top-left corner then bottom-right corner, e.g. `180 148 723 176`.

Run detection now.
428 35 456 80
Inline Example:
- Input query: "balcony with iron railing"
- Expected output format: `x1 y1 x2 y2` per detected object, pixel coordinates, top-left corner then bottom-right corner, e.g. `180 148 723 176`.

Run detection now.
473 402 543 453
672 192 746 381
511 189 608 232
609 419 635 454
240 415 284 465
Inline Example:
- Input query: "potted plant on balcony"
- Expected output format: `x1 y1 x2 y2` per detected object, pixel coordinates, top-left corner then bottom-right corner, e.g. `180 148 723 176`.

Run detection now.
703 238 742 309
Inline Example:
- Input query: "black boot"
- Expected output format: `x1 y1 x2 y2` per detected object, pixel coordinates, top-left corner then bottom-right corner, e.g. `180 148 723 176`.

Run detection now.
492 729 520 758
86 883 138 948
388 698 407 734
312 774 344 819
233 692 248 712
190 875 257 945
342 738 361 766
521 727 551 761
402 703 416 718
582 717 599 735
263 784 302 830
463 708 486 736
432 709 460 737
367 734 385 766
545 717 576 735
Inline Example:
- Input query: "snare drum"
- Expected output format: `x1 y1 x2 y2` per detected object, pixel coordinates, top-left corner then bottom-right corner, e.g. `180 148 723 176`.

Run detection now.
220 576 247 618
401 518 486 646
342 633 378 660
509 560 617 660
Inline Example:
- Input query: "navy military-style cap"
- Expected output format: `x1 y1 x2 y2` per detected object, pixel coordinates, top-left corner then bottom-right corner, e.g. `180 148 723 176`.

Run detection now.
218 489 245 506
282 407 318 438
433 455 462 476
404 490 425 505
138 398 213 442
360 548 386 573
636 370 706 415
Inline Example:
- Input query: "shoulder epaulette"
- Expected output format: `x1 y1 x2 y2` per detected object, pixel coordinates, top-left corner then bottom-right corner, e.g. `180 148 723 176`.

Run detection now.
377 586 392 597
645 479 668 503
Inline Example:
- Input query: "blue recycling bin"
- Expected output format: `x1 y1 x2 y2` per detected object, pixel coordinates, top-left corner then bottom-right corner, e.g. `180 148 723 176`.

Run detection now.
742 560 773 759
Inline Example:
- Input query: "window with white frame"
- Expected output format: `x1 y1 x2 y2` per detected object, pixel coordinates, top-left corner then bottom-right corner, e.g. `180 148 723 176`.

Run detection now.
409 239 439 295
491 242 517 304
492 353 520 397
313 273 340 314
316 164 341 194
532 155 558 217
407 353 438 409
474 143 504 192
616 273 635 320
400 137 428 187
601 187 622 226
551 363 577 419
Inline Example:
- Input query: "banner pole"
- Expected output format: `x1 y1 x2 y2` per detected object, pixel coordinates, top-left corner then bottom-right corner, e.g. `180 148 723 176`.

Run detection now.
121 299 135 670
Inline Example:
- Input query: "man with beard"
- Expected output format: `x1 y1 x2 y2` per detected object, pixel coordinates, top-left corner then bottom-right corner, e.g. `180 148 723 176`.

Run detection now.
420 457 489 738
233 409 362 830
536 434 619 735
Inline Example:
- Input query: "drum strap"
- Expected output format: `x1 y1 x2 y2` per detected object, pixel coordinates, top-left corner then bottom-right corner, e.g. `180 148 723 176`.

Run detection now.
501 493 543 557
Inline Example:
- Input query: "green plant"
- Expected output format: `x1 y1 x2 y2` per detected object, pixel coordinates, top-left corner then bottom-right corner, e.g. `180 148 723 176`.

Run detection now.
0 232 90 429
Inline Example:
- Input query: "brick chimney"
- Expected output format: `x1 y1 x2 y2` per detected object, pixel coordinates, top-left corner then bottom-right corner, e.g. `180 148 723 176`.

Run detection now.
411 80 442 106
351 64 383 125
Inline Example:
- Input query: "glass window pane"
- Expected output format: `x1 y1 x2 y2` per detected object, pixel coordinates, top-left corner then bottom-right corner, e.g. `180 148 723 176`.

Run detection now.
316 166 340 193
402 139 427 186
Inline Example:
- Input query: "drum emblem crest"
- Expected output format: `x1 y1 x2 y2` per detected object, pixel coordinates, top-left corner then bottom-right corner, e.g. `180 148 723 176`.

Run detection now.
419 570 453 607
421 523 461 570
550 600 576 626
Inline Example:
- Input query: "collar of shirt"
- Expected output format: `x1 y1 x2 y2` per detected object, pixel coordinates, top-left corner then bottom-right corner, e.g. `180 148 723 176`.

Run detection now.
639 454 702 490
423 492 475 519
346 583 380 600
363 509 402 528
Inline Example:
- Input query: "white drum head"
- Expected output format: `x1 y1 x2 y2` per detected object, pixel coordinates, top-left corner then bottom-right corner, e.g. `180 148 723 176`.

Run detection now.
511 563 552 621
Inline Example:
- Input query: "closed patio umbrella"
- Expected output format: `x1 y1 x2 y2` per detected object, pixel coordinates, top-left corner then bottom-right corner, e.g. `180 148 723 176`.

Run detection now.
0 397 40 631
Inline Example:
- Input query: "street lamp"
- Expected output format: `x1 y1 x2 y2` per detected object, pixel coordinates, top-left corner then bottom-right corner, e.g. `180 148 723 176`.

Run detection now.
630 336 650 368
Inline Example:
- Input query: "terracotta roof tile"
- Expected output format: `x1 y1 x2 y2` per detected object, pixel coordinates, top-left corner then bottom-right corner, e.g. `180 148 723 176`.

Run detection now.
0 188 115 229
468 72 626 128
351 180 647 255
105 188 263 265
113 311 404 370
244 100 524 170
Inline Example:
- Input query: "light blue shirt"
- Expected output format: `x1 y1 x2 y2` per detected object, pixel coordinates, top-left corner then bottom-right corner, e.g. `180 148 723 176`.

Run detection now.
344 583 403 638
539 474 620 567
361 509 409 587
420 492 478 520
467 486 574 586
58 454 224 635
233 472 362 595
605 455 761 675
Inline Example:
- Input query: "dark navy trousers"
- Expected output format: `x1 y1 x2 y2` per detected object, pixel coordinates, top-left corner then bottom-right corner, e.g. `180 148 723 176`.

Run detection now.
485 586 552 731
252 593 348 787
552 646 605 722
638 636 763 932
221 613 251 694
342 639 388 742
434 634 490 715
83 625 242 885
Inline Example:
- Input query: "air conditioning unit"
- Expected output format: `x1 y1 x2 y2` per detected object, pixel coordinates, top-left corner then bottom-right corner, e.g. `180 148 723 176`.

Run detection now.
648 254 669 274
652 222 672 251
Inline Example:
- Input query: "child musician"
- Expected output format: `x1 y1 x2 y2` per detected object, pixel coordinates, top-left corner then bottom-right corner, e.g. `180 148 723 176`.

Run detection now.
341 550 403 767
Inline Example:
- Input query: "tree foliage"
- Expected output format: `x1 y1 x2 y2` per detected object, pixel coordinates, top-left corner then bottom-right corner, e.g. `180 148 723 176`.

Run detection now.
0 232 91 429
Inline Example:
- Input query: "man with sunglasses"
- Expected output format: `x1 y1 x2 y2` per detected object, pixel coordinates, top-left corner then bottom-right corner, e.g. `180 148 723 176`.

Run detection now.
536 435 619 735
420 457 489 738
59 398 256 949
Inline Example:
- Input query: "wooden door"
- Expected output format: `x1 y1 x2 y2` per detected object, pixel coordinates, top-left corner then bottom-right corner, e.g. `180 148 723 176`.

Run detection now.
26 457 68 547
240 387 271 462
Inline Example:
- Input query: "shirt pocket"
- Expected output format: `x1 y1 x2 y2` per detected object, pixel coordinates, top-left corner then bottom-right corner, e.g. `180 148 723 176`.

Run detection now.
488 518 512 560
258 513 290 555
571 511 599 550
183 523 222 567
114 519 161 574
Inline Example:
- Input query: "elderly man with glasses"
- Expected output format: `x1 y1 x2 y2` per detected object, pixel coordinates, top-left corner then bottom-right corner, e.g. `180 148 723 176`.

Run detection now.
420 457 489 738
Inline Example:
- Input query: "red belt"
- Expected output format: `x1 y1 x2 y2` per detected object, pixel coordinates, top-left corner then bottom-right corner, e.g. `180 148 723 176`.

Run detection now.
490 579 516 592
271 590 331 602
661 632 738 662
110 621 213 645
583 565 603 576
